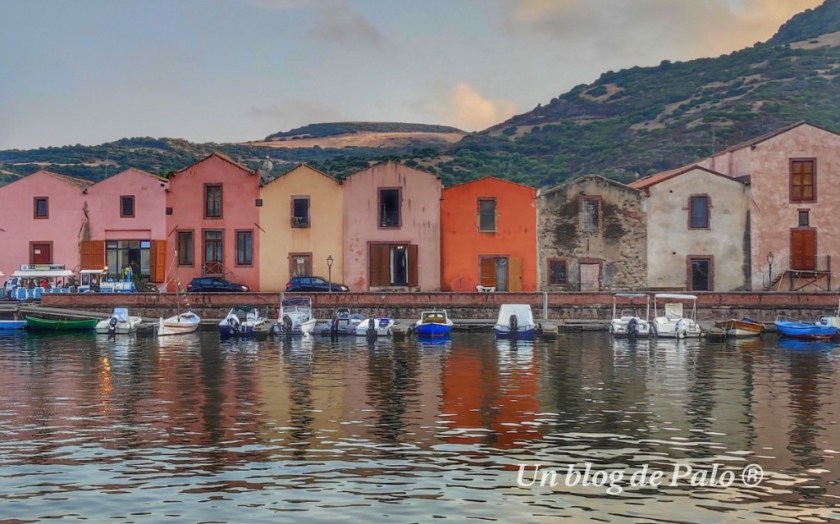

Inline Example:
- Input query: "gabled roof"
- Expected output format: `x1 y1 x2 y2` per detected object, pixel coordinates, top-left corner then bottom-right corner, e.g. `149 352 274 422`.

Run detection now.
171 152 255 177
629 164 745 190
32 170 92 189
346 159 441 180
542 174 639 197
95 167 168 184
443 175 536 193
263 163 339 186
711 121 840 157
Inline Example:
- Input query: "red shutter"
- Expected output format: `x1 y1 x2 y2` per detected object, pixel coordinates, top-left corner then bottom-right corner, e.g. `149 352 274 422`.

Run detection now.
408 244 419 288
150 240 167 283
80 240 105 269
369 244 390 287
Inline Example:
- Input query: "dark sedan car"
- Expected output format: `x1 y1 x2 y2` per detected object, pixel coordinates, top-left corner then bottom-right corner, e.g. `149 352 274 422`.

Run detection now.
286 276 349 292
187 276 250 292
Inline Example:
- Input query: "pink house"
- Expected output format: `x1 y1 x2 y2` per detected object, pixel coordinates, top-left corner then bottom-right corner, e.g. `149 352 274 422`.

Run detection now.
698 122 840 291
81 168 169 282
342 161 442 291
166 153 262 291
0 170 90 278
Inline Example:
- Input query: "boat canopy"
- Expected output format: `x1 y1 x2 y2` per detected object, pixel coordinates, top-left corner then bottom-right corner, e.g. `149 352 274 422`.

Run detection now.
614 293 648 299
654 293 697 300
11 269 74 278
496 304 534 324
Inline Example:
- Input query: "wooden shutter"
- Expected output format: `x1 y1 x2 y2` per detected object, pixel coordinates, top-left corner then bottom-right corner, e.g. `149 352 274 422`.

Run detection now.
480 257 496 286
408 244 419 288
508 257 522 291
150 240 167 283
369 244 390 286
80 240 105 269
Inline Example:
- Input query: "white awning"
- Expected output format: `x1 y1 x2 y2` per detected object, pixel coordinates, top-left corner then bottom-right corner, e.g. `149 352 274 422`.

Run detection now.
654 293 697 300
11 270 74 278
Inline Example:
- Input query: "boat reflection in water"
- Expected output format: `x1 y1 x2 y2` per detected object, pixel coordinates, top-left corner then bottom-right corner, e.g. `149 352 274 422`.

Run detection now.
0 332 838 522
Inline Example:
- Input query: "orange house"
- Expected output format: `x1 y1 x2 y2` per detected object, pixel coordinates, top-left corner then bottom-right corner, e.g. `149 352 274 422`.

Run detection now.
441 177 537 291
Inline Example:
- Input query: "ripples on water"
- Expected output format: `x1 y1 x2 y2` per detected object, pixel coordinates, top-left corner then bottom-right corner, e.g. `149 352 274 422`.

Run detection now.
0 330 839 522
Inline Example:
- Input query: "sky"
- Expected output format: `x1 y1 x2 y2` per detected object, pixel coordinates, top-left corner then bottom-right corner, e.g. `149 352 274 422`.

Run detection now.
0 0 824 150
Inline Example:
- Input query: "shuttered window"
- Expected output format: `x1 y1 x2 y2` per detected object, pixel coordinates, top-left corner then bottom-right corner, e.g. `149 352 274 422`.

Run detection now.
790 159 816 203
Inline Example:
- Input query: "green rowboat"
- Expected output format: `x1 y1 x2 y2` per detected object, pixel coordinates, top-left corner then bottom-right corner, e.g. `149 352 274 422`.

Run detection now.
26 316 98 331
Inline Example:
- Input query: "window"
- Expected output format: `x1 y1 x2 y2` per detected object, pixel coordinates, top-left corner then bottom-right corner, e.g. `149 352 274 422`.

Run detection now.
478 198 496 232
204 230 223 274
548 259 567 285
120 195 135 218
105 240 151 279
34 197 49 219
204 184 222 218
790 159 816 202
688 257 713 291
798 209 810 227
177 231 194 266
689 195 710 229
379 188 401 228
289 253 312 278
581 198 600 234
292 197 310 228
236 230 253 266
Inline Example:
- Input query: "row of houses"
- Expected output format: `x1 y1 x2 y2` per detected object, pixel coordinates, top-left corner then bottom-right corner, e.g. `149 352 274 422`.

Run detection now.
1 121 838 293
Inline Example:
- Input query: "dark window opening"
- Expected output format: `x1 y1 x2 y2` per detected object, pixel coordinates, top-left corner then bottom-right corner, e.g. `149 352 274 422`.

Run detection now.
177 231 194 266
689 195 710 229
121 195 135 218
236 230 253 266
379 188 400 227
34 197 49 219
548 259 567 285
478 199 496 232
205 185 222 218
292 197 310 228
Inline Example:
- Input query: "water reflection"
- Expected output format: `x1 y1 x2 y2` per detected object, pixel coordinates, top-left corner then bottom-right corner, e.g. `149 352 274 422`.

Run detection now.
0 331 837 522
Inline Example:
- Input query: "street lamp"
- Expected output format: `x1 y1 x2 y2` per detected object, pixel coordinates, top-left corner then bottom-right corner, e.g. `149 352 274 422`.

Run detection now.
767 251 774 284
326 255 334 292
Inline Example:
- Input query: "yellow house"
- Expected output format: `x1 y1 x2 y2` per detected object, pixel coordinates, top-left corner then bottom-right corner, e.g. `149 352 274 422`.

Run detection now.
259 164 344 292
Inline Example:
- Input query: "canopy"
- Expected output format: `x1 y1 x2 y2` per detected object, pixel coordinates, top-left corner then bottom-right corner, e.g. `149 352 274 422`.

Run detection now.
654 293 697 300
11 270 74 278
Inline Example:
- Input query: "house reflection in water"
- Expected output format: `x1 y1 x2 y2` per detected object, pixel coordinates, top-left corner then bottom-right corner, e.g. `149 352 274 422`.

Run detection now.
442 340 541 449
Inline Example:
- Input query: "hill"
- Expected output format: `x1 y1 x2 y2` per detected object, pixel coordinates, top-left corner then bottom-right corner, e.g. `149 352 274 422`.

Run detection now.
3 0 840 187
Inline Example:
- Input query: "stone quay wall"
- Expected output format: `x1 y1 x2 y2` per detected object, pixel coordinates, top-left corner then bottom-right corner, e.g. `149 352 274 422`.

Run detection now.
38 291 840 322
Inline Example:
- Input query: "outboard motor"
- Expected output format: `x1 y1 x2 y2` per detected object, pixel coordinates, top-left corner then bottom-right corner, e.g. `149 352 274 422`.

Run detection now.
627 317 639 339
675 318 687 339
108 315 118 338
228 316 240 336
366 318 378 342
509 314 519 338
282 315 293 337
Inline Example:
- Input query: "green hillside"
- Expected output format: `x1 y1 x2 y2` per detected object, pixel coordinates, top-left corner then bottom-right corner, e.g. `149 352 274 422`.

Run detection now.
264 122 463 141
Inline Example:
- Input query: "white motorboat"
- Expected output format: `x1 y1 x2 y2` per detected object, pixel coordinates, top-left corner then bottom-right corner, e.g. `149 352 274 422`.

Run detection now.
609 293 651 338
219 306 270 338
272 296 313 335
95 307 143 335
494 304 538 339
651 293 702 338
356 317 395 337
158 310 201 336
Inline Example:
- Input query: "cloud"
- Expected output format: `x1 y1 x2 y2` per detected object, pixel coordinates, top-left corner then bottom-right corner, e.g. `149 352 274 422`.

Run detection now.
307 1 383 46
446 83 517 131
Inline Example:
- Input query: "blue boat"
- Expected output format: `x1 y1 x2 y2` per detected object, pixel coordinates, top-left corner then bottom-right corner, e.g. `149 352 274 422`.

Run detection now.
0 320 26 330
774 315 837 340
414 310 453 337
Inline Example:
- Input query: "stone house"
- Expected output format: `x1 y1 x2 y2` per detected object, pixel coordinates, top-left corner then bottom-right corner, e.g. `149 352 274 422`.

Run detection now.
538 175 646 291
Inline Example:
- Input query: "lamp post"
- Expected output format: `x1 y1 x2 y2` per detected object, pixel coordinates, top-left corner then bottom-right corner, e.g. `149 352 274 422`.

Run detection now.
327 255 334 292
767 251 774 285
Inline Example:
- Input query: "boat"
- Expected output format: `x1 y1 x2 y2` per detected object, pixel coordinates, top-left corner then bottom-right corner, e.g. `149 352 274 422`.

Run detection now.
775 315 837 340
272 296 313 335
714 318 764 338
414 310 454 337
817 298 840 329
608 293 651 338
494 304 538 339
95 307 144 335
219 306 270 338
356 317 395 337
158 310 201 336
301 308 363 336
651 293 702 338
0 320 26 330
26 316 98 331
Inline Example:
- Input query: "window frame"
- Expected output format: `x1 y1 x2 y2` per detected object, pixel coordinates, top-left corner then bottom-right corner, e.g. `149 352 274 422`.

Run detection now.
687 255 714 292
204 184 223 219
790 158 816 203
291 196 310 228
34 197 49 219
688 194 711 230
580 196 601 234
378 187 402 229
176 230 194 267
478 198 497 232
235 229 254 266
547 258 568 285
798 208 810 227
202 229 224 274
120 195 135 218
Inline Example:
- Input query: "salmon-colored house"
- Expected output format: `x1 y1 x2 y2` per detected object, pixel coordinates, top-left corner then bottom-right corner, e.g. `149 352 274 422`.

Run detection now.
441 177 537 291
342 161 442 291
166 153 262 291
79 168 169 283
0 170 91 277
698 122 840 291
259 164 344 292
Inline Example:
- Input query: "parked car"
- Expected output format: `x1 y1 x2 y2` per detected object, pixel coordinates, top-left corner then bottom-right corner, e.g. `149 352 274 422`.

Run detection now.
187 277 250 292
286 275 349 293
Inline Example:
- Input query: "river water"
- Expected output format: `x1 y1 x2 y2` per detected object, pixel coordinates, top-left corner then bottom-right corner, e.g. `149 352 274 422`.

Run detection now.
0 330 839 523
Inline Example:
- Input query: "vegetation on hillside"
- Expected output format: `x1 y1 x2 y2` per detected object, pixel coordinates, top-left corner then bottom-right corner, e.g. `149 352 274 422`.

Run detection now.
264 122 464 141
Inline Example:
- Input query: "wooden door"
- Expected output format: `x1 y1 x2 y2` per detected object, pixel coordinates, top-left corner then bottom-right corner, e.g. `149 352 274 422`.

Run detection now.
479 257 496 287
791 229 816 270
150 240 166 283
288 253 312 279
579 263 601 291
30 243 52 264
80 240 105 269
508 257 522 292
